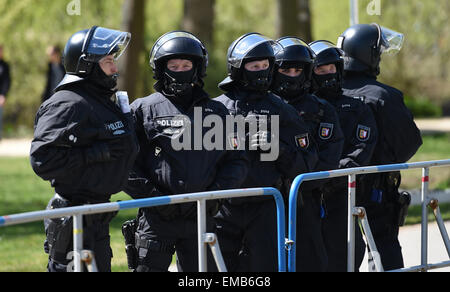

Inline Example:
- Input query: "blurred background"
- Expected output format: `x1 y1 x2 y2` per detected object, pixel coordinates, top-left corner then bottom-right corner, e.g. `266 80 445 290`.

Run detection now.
0 0 449 136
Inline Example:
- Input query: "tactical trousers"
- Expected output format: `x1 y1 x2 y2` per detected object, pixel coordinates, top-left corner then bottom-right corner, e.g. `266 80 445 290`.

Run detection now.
295 192 328 272
44 194 116 272
214 199 278 272
360 173 405 270
135 208 216 272
322 189 366 272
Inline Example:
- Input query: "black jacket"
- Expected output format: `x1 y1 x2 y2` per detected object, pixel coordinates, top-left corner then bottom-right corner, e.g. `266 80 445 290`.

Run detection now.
343 74 422 164
283 93 345 195
0 60 11 97
324 93 378 169
215 88 319 190
30 81 139 203
125 87 249 199
286 94 344 172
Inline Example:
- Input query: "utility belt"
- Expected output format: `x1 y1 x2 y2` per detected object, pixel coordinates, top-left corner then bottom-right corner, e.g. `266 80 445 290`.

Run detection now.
44 194 117 263
121 217 176 271
363 172 411 227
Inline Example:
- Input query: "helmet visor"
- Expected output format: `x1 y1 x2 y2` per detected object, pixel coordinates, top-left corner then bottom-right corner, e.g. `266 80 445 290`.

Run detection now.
278 37 309 49
379 26 404 55
309 40 341 56
229 34 274 68
150 31 207 69
85 27 131 60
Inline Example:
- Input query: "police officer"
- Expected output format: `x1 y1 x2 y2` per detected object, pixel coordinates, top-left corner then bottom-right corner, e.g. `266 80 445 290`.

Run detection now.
337 24 422 270
124 31 249 272
30 26 139 272
271 37 345 272
310 40 378 271
214 33 319 272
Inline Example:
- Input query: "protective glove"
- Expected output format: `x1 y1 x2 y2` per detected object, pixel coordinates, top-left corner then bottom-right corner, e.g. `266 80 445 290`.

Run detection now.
249 130 272 152
206 182 223 217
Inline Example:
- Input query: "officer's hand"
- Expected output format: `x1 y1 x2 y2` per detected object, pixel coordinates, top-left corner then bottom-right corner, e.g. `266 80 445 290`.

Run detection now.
249 131 271 151
0 95 5 107
206 182 222 217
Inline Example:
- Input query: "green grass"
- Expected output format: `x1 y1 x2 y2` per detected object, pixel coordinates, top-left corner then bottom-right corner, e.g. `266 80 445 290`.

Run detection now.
0 157 139 272
405 203 450 226
400 134 450 190
0 133 448 271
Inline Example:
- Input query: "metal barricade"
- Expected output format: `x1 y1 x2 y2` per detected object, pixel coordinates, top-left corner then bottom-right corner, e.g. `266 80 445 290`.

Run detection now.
0 188 286 272
287 159 450 272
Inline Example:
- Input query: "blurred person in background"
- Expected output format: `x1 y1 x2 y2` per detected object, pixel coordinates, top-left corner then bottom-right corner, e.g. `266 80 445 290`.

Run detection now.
0 45 11 140
41 45 65 103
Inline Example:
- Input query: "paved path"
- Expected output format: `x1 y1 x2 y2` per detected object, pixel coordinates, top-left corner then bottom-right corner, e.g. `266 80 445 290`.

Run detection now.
0 118 449 157
0 138 31 157
360 221 450 272
415 118 450 134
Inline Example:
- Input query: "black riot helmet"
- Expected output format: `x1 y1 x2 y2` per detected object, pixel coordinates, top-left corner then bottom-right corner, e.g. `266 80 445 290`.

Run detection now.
56 26 131 90
309 40 345 97
219 33 277 92
337 23 404 76
150 31 208 93
271 37 315 99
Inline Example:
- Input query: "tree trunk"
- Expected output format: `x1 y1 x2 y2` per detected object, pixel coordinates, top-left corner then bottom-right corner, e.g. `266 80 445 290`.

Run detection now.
182 0 215 49
276 0 312 43
117 0 146 100
297 0 312 43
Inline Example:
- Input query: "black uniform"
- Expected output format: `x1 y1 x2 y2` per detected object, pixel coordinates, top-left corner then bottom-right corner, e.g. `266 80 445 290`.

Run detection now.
343 73 422 270
30 81 139 272
125 87 249 272
320 91 378 272
283 93 345 272
214 88 319 272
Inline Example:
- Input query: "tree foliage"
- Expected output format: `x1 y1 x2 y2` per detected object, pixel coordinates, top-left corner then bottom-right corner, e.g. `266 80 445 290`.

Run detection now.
0 0 448 134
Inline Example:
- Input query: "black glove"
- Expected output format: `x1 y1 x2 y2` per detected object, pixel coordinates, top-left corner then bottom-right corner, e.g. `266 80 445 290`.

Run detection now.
249 130 273 152
84 139 125 165
206 182 222 217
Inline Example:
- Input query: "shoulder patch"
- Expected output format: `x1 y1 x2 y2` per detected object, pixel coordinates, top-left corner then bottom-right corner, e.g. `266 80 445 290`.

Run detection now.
295 133 310 149
319 123 334 140
357 125 371 142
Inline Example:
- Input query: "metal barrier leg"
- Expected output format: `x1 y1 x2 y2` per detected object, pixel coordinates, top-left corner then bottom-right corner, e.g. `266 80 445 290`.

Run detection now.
198 199 208 272
347 174 356 272
73 214 83 272
429 200 450 257
421 168 429 271
81 250 98 272
205 233 228 272
356 207 384 272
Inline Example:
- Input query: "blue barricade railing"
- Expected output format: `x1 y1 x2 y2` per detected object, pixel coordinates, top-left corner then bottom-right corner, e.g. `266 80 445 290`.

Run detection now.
288 159 450 272
0 187 285 272
2 159 450 272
